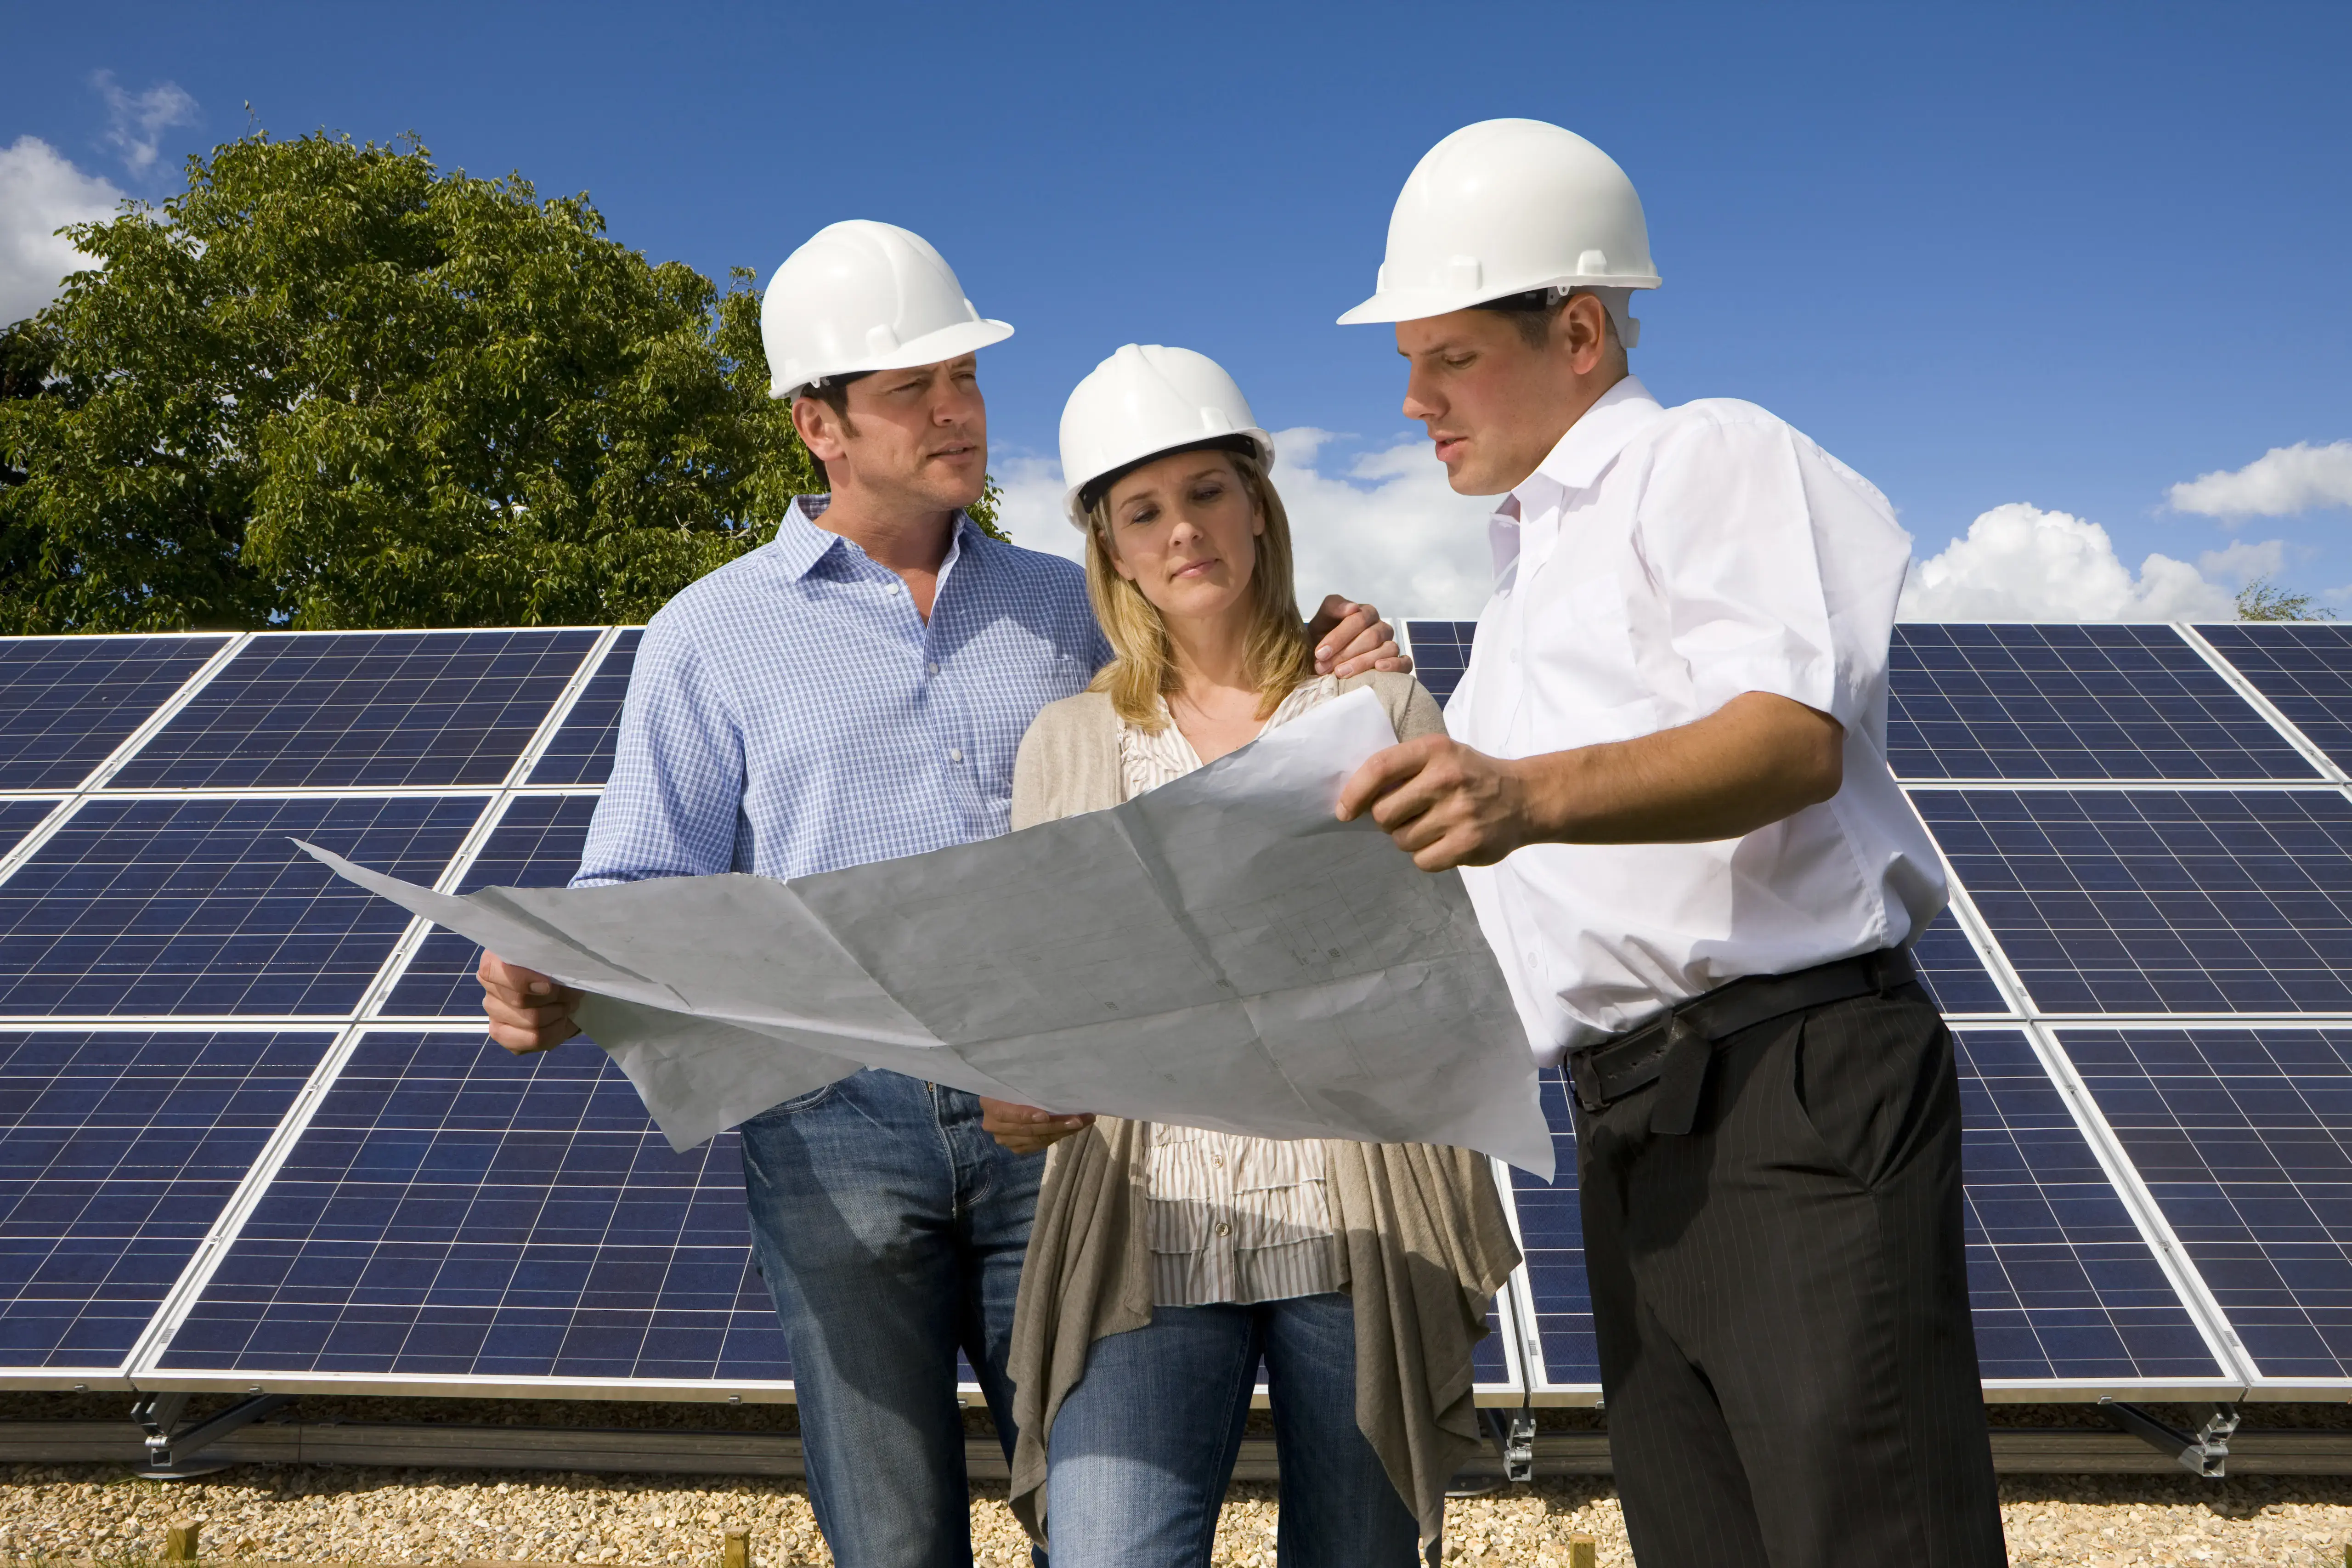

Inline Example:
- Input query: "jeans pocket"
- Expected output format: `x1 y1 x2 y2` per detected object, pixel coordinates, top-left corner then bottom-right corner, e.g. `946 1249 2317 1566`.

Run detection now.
773 1081 838 1114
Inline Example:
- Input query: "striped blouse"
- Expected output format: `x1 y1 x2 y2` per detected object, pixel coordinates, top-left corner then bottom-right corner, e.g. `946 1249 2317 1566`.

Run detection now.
1120 676 1343 1308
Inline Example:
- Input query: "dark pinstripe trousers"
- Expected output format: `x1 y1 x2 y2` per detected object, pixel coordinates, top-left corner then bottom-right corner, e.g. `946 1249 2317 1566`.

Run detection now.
1573 987 2006 1567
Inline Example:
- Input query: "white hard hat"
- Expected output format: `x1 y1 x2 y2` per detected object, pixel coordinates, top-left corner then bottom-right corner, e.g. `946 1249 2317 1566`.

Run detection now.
1337 119 1659 336
759 220 1014 399
1058 345 1275 528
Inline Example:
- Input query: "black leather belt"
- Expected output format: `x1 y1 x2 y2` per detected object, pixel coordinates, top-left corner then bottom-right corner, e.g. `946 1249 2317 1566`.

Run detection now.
1566 947 1917 1135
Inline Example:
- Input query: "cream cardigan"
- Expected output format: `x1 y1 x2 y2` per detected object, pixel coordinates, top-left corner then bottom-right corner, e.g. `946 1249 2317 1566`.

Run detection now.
1002 671 1524 1551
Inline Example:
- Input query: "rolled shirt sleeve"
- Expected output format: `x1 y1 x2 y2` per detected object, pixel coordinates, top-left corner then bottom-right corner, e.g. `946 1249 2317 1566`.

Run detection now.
1632 408 1911 733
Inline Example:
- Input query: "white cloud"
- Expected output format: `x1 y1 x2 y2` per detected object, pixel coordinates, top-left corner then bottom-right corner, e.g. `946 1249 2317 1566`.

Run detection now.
2168 441 2352 520
992 428 1495 619
2196 538 2287 585
92 71 199 176
0 136 123 325
1898 502 2238 622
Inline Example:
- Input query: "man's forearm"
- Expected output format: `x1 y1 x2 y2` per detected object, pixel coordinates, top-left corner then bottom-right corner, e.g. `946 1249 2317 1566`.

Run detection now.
1512 691 1845 845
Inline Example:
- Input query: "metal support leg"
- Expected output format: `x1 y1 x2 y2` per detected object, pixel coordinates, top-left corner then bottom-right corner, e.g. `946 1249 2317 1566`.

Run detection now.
1486 1405 1535 1483
2099 1398 2239 1478
131 1391 299 1477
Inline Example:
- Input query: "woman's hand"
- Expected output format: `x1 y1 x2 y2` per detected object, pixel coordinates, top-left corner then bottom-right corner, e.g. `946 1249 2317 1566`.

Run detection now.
979 1097 1097 1155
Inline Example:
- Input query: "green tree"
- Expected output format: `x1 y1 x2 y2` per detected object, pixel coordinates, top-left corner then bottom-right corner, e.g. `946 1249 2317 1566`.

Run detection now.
0 130 827 633
2235 577 2336 622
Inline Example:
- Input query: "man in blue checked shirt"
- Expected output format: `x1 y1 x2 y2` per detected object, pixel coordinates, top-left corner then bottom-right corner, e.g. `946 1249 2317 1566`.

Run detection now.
475 220 1405 1568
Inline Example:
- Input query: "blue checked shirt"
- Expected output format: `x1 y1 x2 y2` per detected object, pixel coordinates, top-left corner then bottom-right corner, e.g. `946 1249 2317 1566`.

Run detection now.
574 498 1111 886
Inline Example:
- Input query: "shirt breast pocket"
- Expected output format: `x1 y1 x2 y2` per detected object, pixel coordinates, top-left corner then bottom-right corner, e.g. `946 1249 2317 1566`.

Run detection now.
1524 571 1657 745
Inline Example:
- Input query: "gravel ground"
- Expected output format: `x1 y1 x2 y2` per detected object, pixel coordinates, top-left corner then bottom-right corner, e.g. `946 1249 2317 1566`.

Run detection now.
7 1465 2352 1566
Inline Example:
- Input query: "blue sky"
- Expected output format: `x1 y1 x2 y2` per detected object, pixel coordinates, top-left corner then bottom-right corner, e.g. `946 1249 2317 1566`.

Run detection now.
7 0 2348 618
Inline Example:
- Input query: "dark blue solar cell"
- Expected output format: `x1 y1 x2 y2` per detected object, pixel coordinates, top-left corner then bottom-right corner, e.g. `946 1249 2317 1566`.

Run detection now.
2064 1027 2352 1380
380 796 599 1019
0 635 232 790
0 796 482 1016
1916 789 2352 1014
155 1031 790 1384
1911 906 2009 1014
1472 1300 1509 1387
1403 620 1476 706
0 801 61 862
112 630 600 790
1510 1030 2219 1389
1510 1071 1596 1388
0 1030 332 1370
1888 624 2315 782
528 630 642 786
2199 623 2352 774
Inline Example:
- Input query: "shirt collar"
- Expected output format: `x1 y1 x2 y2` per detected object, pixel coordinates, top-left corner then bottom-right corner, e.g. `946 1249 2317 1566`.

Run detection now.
1516 374 1666 505
768 494 986 583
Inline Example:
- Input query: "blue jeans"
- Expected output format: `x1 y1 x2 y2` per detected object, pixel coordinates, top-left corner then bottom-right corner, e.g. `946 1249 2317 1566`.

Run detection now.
739 1069 1045 1568
1044 1292 1422 1568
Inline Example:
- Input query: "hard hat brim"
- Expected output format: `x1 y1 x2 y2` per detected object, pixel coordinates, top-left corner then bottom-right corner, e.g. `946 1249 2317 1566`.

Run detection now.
774 317 1016 399
1336 274 1660 327
1061 429 1278 529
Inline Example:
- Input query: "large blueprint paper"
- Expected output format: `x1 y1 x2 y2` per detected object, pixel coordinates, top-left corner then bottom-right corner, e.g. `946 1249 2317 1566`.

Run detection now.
306 688 1552 1177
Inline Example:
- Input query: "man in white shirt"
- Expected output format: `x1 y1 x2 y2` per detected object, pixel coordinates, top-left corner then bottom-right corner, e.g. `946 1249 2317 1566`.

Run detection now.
1337 120 2004 1566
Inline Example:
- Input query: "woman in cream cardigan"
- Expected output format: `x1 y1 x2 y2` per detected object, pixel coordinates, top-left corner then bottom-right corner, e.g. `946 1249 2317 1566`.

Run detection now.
978 345 1520 1567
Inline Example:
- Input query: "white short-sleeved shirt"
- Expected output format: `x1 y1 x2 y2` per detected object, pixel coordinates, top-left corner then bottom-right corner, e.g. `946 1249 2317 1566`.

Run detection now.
1446 376 1947 1065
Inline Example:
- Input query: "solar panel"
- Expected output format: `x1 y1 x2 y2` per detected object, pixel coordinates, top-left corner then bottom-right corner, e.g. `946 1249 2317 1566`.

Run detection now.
2059 1027 2352 1385
1911 905 2009 1015
110 630 600 790
379 795 600 1020
0 635 231 790
0 618 2346 1410
1956 1028 2223 1381
154 1030 790 1386
1888 623 2317 782
0 796 482 1017
1402 619 1476 705
0 1030 334 1373
1510 1029 2229 1392
2199 623 2352 774
528 630 642 786
1914 788 2352 1014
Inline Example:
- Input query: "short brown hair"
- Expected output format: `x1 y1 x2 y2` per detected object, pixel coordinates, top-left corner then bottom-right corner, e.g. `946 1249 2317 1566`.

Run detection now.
1476 287 1572 348
793 371 870 490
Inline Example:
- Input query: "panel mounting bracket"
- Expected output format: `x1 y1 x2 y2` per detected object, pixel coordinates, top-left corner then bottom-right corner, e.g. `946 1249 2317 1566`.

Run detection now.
1487 1404 1536 1483
1447 1405 1537 1497
2098 1397 2238 1477
133 1390 299 1477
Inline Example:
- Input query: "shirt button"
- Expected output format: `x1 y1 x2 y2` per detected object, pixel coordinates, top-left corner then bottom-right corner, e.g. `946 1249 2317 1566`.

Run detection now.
949 747 964 763
1215 1223 1232 1237
1211 1155 1224 1167
927 661 940 675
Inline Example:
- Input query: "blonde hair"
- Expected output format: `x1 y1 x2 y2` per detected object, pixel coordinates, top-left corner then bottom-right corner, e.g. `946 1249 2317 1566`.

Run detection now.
1083 447 1316 730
